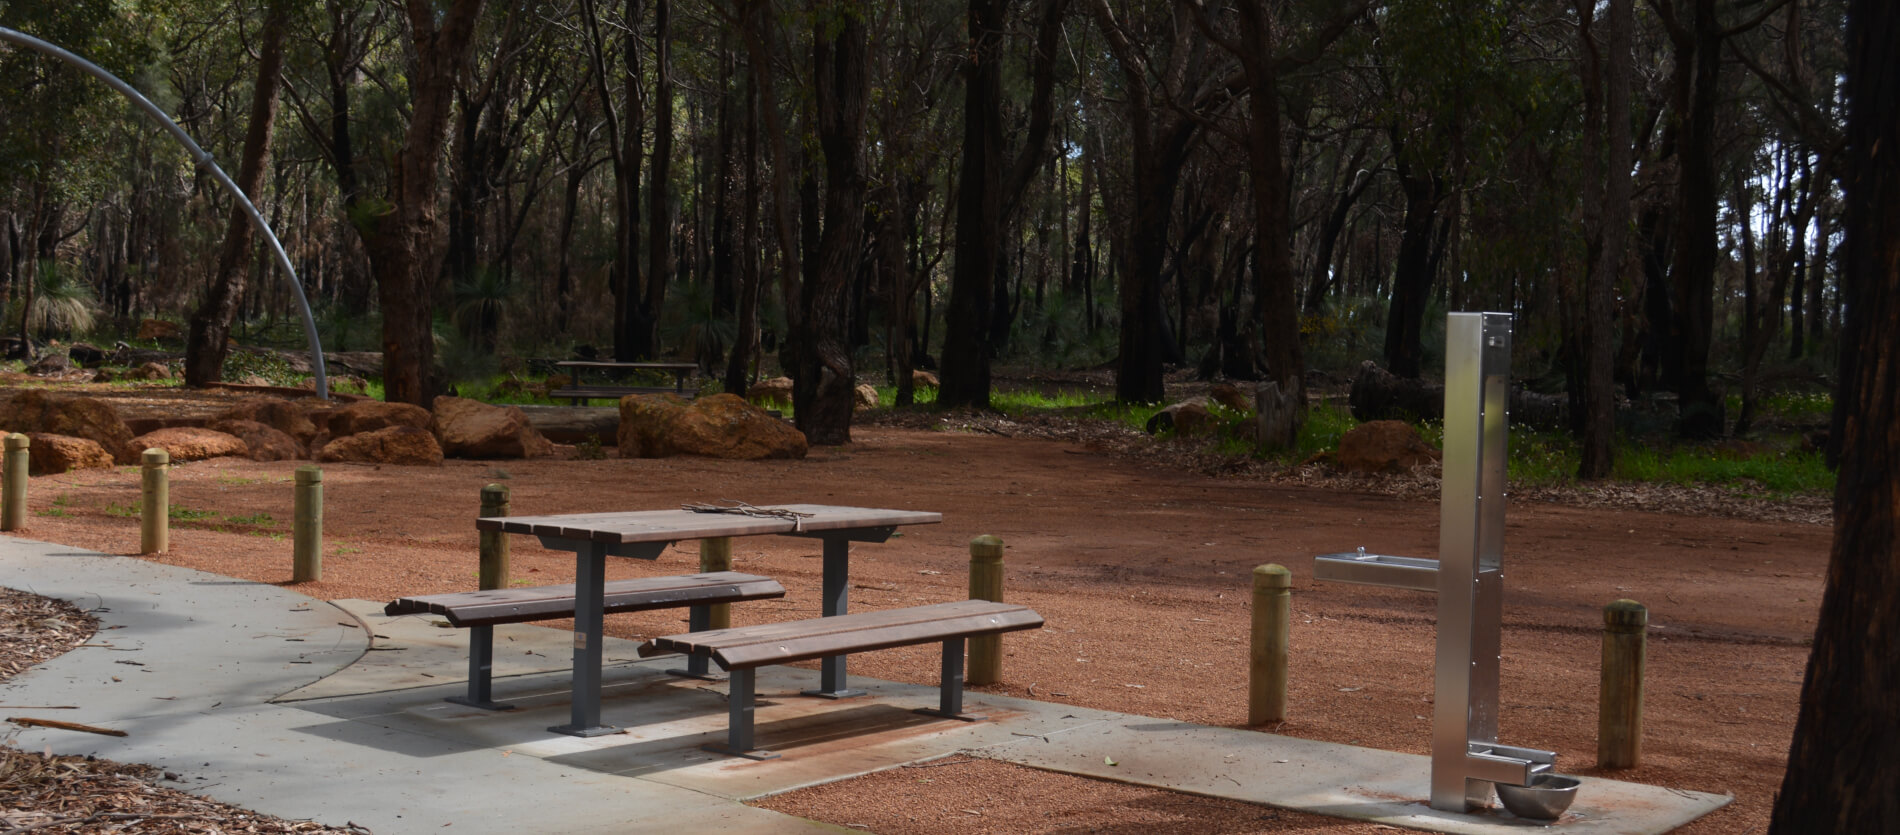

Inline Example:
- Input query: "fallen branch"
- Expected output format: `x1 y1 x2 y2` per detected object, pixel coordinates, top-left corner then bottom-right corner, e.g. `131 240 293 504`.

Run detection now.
6 717 128 737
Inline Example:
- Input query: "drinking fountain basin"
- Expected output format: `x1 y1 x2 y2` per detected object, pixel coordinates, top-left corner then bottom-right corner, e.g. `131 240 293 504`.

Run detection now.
1494 774 1581 820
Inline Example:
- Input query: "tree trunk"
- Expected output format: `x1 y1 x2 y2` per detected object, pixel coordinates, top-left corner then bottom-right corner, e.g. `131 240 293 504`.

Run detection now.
939 0 1068 410
1771 1 1900 825
358 0 489 406
1236 0 1305 448
788 7 868 446
1384 152 1441 380
185 0 291 388
1664 0 1724 438
642 0 674 358
1575 0 1633 479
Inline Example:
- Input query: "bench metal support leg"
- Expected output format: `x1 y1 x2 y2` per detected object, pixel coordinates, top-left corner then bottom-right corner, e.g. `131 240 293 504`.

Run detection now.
551 541 617 737
702 667 778 760
805 536 865 699
446 624 515 710
915 637 984 722
667 605 725 680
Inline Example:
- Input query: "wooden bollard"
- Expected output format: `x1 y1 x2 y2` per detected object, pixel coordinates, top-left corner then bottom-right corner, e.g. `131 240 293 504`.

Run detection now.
1 433 27 531
292 466 323 583
1598 599 1647 769
140 448 169 554
967 535 1005 686
1249 563 1292 725
700 536 733 628
478 484 510 590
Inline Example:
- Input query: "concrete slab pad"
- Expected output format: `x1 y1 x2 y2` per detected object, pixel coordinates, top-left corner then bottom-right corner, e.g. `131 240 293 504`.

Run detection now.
979 714 1732 834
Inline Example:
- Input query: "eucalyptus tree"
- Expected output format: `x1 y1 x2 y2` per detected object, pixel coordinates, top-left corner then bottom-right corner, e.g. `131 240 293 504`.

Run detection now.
184 0 295 387
361 0 490 405
938 0 1070 410
1572 0 1634 479
1086 0 1240 404
576 0 647 362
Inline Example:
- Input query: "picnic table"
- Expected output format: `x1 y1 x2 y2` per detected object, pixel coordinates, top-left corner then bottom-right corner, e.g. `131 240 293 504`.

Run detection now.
475 503 942 737
550 360 699 404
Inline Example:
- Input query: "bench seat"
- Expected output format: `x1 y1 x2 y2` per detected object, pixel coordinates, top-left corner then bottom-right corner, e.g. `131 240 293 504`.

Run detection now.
385 571 784 709
549 385 697 405
641 600 1043 759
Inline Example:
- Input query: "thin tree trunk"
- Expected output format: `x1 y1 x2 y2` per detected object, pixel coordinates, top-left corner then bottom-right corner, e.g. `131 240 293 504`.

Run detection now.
185 0 291 387
641 0 674 358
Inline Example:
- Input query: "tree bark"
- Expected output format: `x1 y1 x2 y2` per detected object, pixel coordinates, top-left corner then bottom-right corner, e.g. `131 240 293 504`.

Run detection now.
1771 0 1900 826
1234 0 1305 448
185 0 292 388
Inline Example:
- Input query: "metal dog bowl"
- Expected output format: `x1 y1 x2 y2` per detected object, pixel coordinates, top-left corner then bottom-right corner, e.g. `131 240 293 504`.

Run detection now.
1495 774 1581 820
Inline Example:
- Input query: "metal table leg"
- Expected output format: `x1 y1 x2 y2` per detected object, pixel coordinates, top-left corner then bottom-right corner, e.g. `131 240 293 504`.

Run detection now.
805 535 864 698
551 540 617 736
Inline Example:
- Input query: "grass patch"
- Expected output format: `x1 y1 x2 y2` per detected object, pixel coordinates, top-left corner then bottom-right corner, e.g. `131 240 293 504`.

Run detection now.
1614 444 1832 496
223 511 276 527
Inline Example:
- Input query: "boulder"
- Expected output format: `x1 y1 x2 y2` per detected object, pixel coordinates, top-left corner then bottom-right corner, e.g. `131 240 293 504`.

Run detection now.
912 370 940 389
617 393 695 458
129 427 251 463
23 433 115 475
854 383 880 411
431 396 554 459
67 342 108 367
1210 382 1254 413
746 376 794 408
124 361 172 381
316 425 444 466
213 398 319 444
1145 397 1222 437
136 319 182 341
207 419 306 462
666 394 807 460
0 390 136 463
1336 420 1440 474
27 353 76 376
325 400 432 437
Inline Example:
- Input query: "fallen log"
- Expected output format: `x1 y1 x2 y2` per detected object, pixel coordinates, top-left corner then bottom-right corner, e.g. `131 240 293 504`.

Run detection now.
1348 361 1570 432
519 405 618 445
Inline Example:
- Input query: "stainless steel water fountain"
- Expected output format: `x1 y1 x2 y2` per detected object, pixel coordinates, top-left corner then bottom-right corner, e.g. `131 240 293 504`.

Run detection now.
1314 312 1560 814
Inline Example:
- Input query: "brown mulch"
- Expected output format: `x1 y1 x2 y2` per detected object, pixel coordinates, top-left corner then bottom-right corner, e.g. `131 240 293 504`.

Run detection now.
0 590 366 834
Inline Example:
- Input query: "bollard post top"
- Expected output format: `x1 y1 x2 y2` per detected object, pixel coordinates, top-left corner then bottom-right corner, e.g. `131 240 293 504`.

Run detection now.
4 433 27 450
1253 563 1293 589
141 448 169 466
294 465 322 484
1604 598 1648 630
969 534 1004 561
481 483 510 499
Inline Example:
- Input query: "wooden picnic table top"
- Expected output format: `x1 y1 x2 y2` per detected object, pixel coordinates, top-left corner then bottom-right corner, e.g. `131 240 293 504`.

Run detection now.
475 504 942 544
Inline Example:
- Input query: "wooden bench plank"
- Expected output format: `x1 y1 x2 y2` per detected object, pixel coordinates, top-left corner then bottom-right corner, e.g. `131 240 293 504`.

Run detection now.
383 571 786 711
385 572 783 627
646 600 1042 670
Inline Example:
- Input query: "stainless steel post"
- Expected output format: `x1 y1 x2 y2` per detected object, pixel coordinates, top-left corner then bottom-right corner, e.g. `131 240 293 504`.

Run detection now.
1432 312 1515 810
1313 312 1552 813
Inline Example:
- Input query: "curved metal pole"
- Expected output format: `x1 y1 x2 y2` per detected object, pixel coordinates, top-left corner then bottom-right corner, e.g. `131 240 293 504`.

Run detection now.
1 26 329 399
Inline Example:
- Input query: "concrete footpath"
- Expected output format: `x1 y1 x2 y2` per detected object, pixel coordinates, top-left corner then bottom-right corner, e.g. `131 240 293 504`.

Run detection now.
0 537 1729 834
